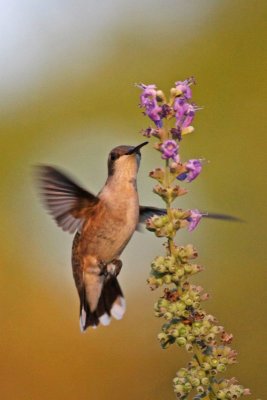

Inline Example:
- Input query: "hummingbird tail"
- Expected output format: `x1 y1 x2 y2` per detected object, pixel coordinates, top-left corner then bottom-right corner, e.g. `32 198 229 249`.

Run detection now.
79 276 126 331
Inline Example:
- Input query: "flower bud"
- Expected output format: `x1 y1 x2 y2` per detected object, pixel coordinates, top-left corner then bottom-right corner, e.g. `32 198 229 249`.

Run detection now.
200 292 210 301
171 272 180 284
176 368 187 378
155 89 164 99
176 337 187 346
147 276 161 289
173 384 185 395
176 268 185 278
168 264 177 273
202 362 211 371
191 264 204 275
181 126 194 135
153 217 164 228
184 263 193 273
155 264 167 273
156 278 163 286
158 332 168 341
156 298 169 308
201 377 209 386
173 377 180 385
170 328 179 337
170 87 182 98
154 311 162 317
176 302 186 312
210 358 218 368
197 370 206 379
187 334 195 343
216 390 226 399
196 386 205 394
149 168 165 183
168 303 178 313
184 382 192 392
217 363 226 372
192 327 200 336
205 333 215 342
185 343 193 352
185 298 193 306
211 325 224 334
179 327 187 337
181 310 190 318
185 244 198 259
164 312 173 320
163 274 172 284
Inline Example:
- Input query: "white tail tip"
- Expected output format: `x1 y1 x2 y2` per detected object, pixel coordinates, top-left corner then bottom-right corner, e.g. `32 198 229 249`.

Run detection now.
99 312 111 326
111 296 126 320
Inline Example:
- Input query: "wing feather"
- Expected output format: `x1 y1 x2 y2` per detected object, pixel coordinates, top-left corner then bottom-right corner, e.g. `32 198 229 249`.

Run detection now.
35 165 99 233
138 205 241 226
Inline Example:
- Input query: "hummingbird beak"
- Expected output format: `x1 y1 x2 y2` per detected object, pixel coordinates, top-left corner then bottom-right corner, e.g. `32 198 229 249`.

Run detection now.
126 141 148 155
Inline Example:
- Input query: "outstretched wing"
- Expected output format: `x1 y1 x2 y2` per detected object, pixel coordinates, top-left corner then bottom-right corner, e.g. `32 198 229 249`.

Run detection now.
35 165 99 233
139 205 166 224
139 205 242 225
200 212 242 222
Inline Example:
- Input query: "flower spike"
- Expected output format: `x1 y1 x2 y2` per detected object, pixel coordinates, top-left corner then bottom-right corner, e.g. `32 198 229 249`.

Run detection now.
137 78 251 400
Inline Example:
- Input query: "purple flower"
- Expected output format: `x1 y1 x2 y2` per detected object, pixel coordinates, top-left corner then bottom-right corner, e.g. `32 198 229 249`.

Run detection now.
175 78 194 99
148 103 163 128
141 127 158 138
178 159 202 182
170 127 182 141
161 140 179 162
187 209 202 231
138 83 162 128
160 103 172 118
174 98 197 129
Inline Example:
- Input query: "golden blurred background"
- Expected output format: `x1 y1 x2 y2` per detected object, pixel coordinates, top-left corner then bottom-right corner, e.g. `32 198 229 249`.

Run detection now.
0 1 266 399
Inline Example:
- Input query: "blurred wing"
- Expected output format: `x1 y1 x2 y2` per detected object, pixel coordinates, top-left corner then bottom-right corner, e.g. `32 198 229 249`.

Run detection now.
139 205 166 223
136 205 166 231
201 212 243 222
35 165 99 233
138 205 242 227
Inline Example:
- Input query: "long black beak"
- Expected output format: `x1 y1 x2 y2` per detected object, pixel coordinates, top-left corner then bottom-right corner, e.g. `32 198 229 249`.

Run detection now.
126 141 148 155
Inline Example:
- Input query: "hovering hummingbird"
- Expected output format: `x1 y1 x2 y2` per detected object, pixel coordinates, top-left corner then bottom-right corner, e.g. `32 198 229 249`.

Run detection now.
35 141 238 331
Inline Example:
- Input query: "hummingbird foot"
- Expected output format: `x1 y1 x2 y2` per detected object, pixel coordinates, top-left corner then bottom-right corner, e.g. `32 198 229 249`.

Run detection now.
107 259 123 277
98 261 109 277
98 259 123 277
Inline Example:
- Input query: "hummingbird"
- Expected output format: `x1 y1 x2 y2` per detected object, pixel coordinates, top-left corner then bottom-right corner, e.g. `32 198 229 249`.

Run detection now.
35 141 239 331
36 141 152 331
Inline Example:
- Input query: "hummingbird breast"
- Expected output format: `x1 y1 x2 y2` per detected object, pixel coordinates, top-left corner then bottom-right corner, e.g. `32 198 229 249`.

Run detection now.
79 189 139 263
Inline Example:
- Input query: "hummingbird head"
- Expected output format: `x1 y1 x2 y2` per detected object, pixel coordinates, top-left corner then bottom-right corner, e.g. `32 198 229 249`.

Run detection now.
107 141 148 177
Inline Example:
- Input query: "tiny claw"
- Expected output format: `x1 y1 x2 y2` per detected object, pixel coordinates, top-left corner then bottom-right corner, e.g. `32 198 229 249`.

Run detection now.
107 259 123 277
99 261 109 277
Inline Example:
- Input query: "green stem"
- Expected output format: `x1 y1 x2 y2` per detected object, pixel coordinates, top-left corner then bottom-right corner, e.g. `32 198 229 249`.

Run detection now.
192 344 219 399
161 126 217 400
164 158 176 255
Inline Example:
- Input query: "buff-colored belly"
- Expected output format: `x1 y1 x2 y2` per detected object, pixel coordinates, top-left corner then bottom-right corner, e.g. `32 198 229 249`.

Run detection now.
80 200 139 263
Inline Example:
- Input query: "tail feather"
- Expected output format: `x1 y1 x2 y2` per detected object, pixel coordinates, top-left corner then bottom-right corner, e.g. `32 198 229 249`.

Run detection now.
80 276 125 331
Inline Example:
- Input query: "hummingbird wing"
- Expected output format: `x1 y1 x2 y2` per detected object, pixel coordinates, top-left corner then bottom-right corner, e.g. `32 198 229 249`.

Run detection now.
138 206 242 226
139 206 166 224
35 165 99 233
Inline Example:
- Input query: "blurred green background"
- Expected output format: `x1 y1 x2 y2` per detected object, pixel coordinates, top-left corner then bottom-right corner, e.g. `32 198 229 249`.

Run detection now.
0 1 266 399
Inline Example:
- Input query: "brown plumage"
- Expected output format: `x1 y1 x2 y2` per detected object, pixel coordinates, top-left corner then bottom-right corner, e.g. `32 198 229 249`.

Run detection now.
35 142 148 330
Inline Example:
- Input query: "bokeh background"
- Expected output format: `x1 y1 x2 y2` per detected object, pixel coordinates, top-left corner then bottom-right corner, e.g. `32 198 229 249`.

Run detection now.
0 1 266 399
